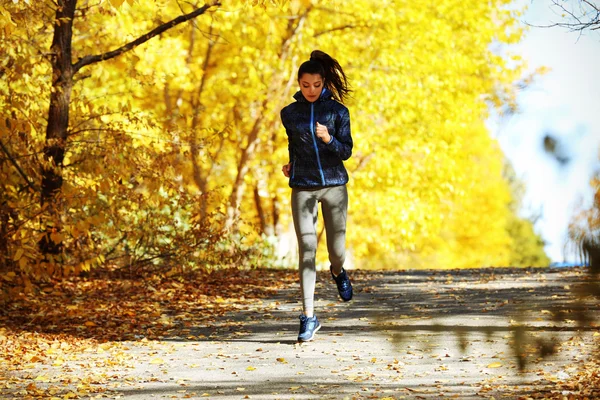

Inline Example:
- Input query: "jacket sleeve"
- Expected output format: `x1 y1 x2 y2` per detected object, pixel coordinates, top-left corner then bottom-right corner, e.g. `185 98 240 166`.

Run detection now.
327 107 353 160
280 108 292 163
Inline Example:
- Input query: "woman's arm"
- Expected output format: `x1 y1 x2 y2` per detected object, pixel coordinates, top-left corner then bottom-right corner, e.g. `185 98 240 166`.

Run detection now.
281 108 293 177
327 107 353 160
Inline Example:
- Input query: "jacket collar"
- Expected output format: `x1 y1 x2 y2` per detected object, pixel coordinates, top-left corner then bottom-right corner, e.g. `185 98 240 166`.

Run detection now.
293 87 333 103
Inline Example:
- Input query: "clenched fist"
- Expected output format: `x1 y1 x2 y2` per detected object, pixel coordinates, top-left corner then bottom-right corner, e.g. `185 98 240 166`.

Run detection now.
315 122 331 143
282 163 291 177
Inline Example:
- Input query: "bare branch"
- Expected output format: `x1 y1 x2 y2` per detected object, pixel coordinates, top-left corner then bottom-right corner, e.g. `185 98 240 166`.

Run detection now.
583 0 600 12
0 139 39 192
535 0 600 33
72 1 220 73
314 24 368 38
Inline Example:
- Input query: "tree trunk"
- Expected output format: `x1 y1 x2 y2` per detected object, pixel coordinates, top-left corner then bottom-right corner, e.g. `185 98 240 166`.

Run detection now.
225 114 264 232
39 0 77 256
582 238 600 274
253 185 267 235
272 195 280 235
0 201 10 271
189 24 215 221
37 0 220 258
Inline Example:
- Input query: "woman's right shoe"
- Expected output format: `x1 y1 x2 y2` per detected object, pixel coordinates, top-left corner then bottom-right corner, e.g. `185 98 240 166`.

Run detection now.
298 315 321 342
331 266 353 301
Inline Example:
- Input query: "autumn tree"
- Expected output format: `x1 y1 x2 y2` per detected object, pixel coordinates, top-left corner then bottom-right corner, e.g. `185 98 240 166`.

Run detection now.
43 0 221 259
0 0 239 281
1 0 550 292
294 0 532 269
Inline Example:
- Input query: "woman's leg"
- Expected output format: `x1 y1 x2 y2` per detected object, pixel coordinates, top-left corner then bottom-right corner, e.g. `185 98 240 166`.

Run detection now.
320 185 348 275
291 188 320 317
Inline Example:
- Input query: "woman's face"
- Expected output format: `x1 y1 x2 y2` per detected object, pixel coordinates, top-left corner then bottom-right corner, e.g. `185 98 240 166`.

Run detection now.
299 73 324 103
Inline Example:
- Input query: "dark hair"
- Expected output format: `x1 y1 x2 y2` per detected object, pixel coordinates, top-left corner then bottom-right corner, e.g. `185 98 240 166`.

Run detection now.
297 50 351 103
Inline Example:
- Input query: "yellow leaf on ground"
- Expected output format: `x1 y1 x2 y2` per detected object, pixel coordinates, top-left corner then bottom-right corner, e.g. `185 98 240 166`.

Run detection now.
13 249 23 261
52 358 64 366
487 362 502 368
3 271 16 281
25 354 42 363
150 358 164 364
99 343 113 350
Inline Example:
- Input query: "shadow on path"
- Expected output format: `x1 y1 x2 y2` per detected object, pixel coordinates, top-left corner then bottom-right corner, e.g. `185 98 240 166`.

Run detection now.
3 267 598 399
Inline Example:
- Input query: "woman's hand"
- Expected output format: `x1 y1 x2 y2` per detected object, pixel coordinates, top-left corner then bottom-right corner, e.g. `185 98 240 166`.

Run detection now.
282 163 291 177
315 122 331 143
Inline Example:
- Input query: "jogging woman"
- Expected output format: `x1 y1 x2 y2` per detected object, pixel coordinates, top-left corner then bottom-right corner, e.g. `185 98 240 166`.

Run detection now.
280 50 354 342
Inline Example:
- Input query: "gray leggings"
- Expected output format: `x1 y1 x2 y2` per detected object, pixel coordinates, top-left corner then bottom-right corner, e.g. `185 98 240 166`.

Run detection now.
291 185 348 316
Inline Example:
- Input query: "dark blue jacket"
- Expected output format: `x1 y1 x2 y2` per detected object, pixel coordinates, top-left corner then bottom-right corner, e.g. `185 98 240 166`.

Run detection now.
280 88 353 189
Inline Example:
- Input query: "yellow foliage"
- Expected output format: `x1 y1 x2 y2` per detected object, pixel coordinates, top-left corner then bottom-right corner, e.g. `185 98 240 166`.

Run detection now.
0 0 541 280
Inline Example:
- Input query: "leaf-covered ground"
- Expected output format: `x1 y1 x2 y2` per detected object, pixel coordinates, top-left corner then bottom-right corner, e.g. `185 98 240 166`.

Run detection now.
0 268 296 398
1 267 599 399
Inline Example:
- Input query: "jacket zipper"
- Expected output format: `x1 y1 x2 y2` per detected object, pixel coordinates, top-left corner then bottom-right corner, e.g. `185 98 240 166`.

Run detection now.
310 102 326 186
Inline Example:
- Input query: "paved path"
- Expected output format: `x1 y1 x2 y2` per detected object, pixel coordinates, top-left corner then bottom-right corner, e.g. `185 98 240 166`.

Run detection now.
6 267 598 399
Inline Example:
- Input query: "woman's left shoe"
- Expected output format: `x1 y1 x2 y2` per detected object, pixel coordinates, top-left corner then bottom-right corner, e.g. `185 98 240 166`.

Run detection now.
298 315 321 342
331 266 353 301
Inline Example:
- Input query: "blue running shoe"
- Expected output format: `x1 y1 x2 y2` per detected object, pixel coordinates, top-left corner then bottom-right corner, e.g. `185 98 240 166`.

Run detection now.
298 315 321 342
331 266 353 302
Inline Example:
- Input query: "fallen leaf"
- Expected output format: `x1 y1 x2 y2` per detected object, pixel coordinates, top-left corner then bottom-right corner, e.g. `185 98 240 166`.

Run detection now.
25 355 43 363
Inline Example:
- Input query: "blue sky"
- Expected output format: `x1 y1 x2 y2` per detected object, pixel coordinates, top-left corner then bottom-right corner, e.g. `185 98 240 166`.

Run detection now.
491 0 600 262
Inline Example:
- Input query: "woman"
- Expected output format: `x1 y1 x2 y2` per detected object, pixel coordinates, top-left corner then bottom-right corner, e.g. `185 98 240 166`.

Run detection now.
280 50 354 342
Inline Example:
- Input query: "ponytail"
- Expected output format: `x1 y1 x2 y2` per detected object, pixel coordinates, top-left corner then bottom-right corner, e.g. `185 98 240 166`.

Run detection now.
297 50 351 103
